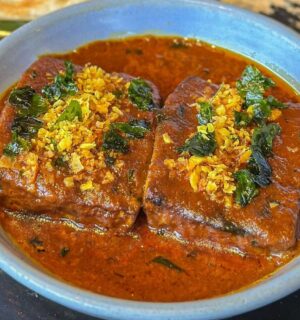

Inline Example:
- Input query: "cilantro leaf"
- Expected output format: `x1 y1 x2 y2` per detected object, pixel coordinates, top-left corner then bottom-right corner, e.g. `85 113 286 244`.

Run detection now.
56 100 82 123
178 132 216 157
111 119 150 139
197 102 213 125
234 169 259 207
128 78 157 111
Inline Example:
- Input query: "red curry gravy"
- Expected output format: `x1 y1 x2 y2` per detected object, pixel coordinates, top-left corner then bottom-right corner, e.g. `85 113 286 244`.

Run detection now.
0 36 299 302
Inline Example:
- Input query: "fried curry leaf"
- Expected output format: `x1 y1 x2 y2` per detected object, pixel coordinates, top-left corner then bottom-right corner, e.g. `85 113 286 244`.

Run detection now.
234 169 259 207
251 123 281 156
9 86 47 117
197 102 213 125
3 132 30 157
178 132 216 157
113 89 123 99
30 94 48 116
234 111 252 127
104 154 116 167
60 247 70 257
252 101 271 124
42 61 78 102
266 95 286 109
236 65 275 107
12 116 43 138
5 87 47 156
151 256 184 273
128 168 135 182
233 124 281 205
9 86 35 109
56 100 82 123
111 120 151 139
52 155 68 169
248 148 272 187
128 78 156 111
102 128 129 153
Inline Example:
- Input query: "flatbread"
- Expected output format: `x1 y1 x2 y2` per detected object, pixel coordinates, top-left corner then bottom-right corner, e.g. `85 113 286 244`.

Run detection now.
0 0 87 20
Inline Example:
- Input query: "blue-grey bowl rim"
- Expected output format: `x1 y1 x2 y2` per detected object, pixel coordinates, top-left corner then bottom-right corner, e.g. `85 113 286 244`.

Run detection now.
0 1 299 320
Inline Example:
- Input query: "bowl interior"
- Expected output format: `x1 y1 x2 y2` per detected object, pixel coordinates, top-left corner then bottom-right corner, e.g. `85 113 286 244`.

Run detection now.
0 1 299 319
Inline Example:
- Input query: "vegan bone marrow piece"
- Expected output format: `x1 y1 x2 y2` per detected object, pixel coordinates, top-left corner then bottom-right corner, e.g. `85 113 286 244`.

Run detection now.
0 57 161 233
144 70 300 253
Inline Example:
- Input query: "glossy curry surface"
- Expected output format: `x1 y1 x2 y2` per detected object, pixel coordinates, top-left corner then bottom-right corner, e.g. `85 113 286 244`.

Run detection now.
0 36 299 302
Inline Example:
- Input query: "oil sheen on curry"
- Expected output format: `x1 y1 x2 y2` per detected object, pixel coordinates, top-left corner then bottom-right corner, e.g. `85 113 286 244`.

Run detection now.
0 36 299 302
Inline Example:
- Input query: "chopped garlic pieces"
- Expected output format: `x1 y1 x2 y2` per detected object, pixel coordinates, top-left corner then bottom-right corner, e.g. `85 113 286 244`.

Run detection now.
70 153 84 174
26 64 131 193
163 133 173 144
165 84 268 207
80 180 94 191
64 176 74 188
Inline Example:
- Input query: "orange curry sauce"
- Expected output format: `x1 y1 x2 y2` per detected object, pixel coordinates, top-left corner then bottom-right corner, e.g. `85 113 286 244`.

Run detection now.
0 36 299 302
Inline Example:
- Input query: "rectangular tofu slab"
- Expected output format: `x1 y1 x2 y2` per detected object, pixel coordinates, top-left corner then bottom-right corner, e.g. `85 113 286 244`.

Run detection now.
0 57 160 233
144 76 300 253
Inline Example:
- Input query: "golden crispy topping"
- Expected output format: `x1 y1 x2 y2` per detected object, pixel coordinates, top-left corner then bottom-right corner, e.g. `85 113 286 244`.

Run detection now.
162 133 173 144
0 64 132 192
165 84 282 207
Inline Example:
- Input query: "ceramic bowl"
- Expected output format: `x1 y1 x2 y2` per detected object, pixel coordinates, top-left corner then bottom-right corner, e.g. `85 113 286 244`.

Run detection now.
0 1 299 319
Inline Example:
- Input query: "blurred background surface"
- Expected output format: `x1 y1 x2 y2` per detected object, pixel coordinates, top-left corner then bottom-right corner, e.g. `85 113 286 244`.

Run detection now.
0 0 299 32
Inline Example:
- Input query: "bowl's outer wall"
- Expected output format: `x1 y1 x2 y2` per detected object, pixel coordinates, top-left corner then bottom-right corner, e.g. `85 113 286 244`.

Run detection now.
0 1 299 320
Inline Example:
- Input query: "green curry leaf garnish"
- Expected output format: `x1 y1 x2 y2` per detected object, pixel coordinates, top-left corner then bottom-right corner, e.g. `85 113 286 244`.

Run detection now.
11 116 43 138
56 100 82 123
266 95 286 109
251 123 281 157
9 86 47 117
151 256 185 273
5 86 48 156
235 66 286 125
234 111 252 127
3 132 30 157
128 78 157 111
234 123 281 205
237 65 275 108
111 119 151 139
177 132 216 157
248 148 272 187
234 169 259 207
197 102 213 125
42 61 78 102
102 128 129 153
